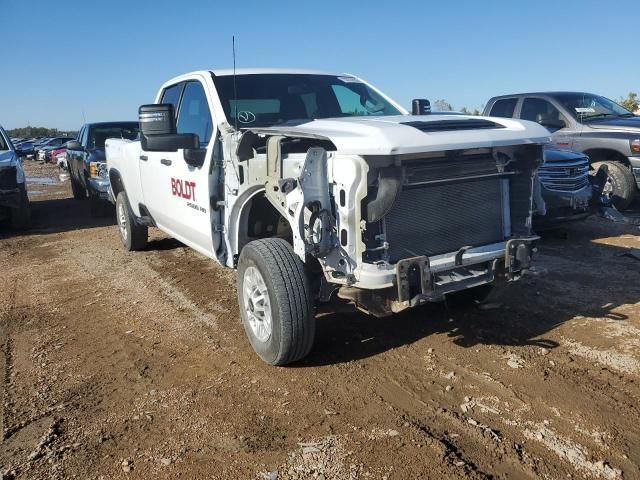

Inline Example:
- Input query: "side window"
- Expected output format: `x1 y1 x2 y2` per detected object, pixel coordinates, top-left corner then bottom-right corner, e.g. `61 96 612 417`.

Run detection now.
80 127 89 147
160 82 185 118
489 98 518 118
176 81 213 145
521 98 562 123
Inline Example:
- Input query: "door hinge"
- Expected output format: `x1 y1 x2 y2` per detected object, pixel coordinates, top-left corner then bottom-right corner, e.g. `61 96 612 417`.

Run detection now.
214 224 226 233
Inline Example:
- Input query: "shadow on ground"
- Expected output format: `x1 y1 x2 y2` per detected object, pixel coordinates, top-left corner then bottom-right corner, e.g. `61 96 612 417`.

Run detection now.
299 217 640 367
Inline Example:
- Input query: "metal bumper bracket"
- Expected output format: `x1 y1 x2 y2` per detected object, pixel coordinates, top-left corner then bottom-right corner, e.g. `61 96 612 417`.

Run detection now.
396 256 432 303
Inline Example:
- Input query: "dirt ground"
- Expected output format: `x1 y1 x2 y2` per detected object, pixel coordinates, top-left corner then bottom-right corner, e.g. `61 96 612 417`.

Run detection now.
1 161 639 480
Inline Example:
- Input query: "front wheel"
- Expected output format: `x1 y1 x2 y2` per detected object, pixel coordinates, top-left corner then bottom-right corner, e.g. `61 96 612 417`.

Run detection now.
237 238 315 365
592 161 636 210
70 173 85 200
115 191 148 251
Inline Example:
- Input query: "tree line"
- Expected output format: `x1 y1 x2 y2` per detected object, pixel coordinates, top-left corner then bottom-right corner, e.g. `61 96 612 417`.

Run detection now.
7 126 77 138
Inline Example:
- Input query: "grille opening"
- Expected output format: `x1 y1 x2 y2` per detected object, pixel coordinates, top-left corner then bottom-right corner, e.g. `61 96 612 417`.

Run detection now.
538 158 589 192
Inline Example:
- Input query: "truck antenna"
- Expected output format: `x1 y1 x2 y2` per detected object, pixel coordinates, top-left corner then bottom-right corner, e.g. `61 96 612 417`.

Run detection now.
232 35 238 132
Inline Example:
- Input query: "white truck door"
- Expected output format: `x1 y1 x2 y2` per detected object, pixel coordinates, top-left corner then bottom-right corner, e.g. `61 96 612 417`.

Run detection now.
139 82 184 230
142 79 218 258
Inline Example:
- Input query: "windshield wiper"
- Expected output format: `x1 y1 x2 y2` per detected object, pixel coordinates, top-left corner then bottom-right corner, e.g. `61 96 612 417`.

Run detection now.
582 113 616 120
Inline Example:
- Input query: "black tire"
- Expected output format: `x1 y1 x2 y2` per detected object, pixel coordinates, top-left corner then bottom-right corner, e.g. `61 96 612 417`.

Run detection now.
70 173 85 200
10 185 31 230
237 238 315 365
115 191 148 251
592 161 636 210
445 284 494 308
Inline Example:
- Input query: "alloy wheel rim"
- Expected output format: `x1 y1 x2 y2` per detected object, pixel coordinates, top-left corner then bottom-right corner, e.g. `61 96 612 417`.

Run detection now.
243 266 272 342
118 202 128 241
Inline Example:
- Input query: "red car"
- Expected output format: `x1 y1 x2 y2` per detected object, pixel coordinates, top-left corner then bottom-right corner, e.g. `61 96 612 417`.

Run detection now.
46 146 67 163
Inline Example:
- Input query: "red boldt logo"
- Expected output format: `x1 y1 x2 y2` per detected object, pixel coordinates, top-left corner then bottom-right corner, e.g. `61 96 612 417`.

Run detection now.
171 178 196 202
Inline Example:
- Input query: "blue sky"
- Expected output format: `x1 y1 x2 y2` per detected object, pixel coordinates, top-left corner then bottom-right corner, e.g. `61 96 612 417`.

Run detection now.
1 0 638 130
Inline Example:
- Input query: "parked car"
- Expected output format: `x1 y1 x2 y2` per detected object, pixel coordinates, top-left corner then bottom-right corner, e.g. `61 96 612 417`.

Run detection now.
0 125 30 229
56 152 68 171
483 92 640 209
35 137 74 161
106 69 549 365
67 122 139 214
45 146 67 163
15 141 35 158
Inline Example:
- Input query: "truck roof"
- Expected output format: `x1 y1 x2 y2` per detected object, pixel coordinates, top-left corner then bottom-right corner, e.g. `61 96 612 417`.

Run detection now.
209 67 344 77
490 91 595 99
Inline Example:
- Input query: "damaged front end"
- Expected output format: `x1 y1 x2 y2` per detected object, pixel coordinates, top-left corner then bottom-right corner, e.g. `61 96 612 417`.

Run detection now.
234 128 543 317
339 145 541 316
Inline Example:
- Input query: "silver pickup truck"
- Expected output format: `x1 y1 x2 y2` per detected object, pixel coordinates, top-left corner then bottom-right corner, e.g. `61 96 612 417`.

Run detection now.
107 69 550 365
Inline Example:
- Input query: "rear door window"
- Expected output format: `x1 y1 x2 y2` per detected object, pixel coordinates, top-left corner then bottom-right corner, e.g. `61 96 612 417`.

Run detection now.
176 81 213 145
489 98 518 118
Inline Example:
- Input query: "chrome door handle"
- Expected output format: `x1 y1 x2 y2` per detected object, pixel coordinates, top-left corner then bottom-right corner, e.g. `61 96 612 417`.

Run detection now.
139 155 148 161
160 158 172 166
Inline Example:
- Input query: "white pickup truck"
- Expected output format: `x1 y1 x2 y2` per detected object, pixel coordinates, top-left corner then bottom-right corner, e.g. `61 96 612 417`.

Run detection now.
106 68 550 365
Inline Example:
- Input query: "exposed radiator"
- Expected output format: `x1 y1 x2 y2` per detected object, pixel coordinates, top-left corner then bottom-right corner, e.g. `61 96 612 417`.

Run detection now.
383 178 506 262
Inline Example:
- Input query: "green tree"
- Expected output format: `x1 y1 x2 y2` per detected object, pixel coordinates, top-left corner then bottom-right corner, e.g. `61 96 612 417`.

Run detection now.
7 126 77 138
433 99 453 112
618 92 638 112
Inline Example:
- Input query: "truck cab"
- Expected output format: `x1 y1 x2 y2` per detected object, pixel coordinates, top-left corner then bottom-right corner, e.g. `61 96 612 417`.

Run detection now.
67 121 138 215
107 69 550 365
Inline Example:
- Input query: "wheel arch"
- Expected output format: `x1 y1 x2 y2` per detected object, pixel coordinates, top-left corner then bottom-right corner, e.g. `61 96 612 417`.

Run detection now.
231 187 294 261
109 168 125 198
583 148 630 167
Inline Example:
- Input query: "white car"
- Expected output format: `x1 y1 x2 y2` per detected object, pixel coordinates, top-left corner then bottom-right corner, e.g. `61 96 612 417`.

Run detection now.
107 69 550 365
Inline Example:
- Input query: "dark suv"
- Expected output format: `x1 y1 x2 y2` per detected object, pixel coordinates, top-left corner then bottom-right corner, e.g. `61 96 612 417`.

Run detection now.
67 122 139 215
484 92 640 209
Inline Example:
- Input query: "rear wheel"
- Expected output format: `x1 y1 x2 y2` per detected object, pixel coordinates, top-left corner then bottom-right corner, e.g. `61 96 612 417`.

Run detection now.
592 161 636 210
116 191 147 251
237 238 315 365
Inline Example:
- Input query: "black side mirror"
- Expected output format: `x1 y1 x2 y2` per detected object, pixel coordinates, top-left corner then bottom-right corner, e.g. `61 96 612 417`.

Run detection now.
536 114 566 130
139 104 199 152
184 148 206 168
66 140 83 150
412 99 431 115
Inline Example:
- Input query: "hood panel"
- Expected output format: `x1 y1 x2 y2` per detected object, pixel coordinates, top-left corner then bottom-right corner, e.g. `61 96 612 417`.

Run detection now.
586 117 640 132
544 145 587 163
0 150 17 167
248 114 551 155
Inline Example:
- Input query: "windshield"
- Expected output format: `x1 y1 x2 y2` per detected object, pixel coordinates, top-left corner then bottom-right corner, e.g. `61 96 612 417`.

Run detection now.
89 124 139 149
212 73 403 128
554 93 633 121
